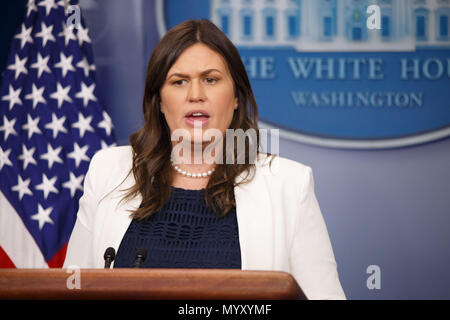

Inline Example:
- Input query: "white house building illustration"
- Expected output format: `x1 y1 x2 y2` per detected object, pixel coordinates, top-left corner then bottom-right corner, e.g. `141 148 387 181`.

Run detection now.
210 0 450 51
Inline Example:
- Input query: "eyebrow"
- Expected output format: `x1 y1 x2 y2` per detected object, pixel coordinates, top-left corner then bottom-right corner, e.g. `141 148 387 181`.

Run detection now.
166 69 222 80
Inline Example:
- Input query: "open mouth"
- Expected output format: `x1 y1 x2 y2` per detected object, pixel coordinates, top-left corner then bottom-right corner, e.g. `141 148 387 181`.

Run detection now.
185 110 210 126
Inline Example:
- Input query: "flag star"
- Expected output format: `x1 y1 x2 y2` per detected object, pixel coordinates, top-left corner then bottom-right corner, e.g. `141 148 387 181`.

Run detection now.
63 172 84 197
1 85 22 110
75 82 97 107
76 56 96 77
35 174 58 199
54 52 76 77
57 0 70 8
18 145 37 170
72 113 94 138
35 22 56 47
7 55 28 80
101 140 117 149
26 0 38 17
50 82 72 108
40 143 63 169
30 53 51 79
14 24 34 49
25 84 46 109
58 23 77 46
22 114 42 139
0 147 13 170
67 142 90 168
45 114 67 139
98 111 114 136
31 204 54 230
38 0 57 16
11 176 33 200
76 24 91 46
0 116 18 140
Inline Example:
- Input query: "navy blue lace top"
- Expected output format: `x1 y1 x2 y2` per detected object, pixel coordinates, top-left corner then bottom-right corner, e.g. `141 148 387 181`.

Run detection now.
114 187 241 269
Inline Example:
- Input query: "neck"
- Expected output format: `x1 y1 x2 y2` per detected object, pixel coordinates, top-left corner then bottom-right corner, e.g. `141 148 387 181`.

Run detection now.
170 140 218 172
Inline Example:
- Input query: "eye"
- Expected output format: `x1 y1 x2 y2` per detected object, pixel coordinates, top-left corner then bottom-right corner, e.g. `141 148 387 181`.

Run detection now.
204 77 218 84
172 79 187 86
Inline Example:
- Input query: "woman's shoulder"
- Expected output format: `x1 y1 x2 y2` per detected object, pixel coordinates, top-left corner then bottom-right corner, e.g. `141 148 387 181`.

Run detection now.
250 153 314 191
88 145 133 178
90 145 132 168
84 146 134 197
244 153 316 206
255 153 312 177
91 145 133 163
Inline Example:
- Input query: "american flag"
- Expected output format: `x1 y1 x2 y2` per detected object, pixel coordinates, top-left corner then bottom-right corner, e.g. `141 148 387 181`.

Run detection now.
0 0 115 268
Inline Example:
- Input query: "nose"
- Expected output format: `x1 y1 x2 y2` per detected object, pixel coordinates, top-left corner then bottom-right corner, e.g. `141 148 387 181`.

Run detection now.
187 78 206 103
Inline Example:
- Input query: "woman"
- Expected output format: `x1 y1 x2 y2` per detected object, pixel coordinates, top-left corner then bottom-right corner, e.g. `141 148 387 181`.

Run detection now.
63 19 346 300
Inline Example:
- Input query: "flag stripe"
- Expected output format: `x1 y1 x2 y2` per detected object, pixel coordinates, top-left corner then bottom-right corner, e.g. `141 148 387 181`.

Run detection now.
47 242 67 268
0 245 16 268
0 191 48 268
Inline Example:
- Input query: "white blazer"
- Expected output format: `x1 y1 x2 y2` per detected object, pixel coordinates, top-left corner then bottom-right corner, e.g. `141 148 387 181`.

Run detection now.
64 146 346 300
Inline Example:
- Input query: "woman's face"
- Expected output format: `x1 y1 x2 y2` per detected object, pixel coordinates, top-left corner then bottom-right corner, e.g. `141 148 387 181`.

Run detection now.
160 43 238 144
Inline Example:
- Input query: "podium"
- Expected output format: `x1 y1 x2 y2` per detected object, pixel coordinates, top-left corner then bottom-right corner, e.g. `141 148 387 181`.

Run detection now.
0 269 307 300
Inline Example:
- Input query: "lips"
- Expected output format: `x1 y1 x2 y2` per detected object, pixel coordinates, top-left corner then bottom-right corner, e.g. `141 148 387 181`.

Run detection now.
185 110 210 118
185 110 210 127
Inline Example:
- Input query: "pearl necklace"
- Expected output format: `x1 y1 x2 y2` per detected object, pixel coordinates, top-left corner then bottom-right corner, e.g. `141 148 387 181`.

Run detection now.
171 163 215 178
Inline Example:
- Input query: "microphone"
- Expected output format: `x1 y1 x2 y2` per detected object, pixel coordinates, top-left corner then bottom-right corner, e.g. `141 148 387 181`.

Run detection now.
103 247 116 269
134 247 147 268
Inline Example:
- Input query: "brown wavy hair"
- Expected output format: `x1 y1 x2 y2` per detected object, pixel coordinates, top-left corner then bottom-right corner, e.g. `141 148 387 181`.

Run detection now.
123 19 264 221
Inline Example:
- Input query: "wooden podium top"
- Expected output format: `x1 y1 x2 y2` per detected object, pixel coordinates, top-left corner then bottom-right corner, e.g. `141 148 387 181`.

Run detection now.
0 268 307 300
